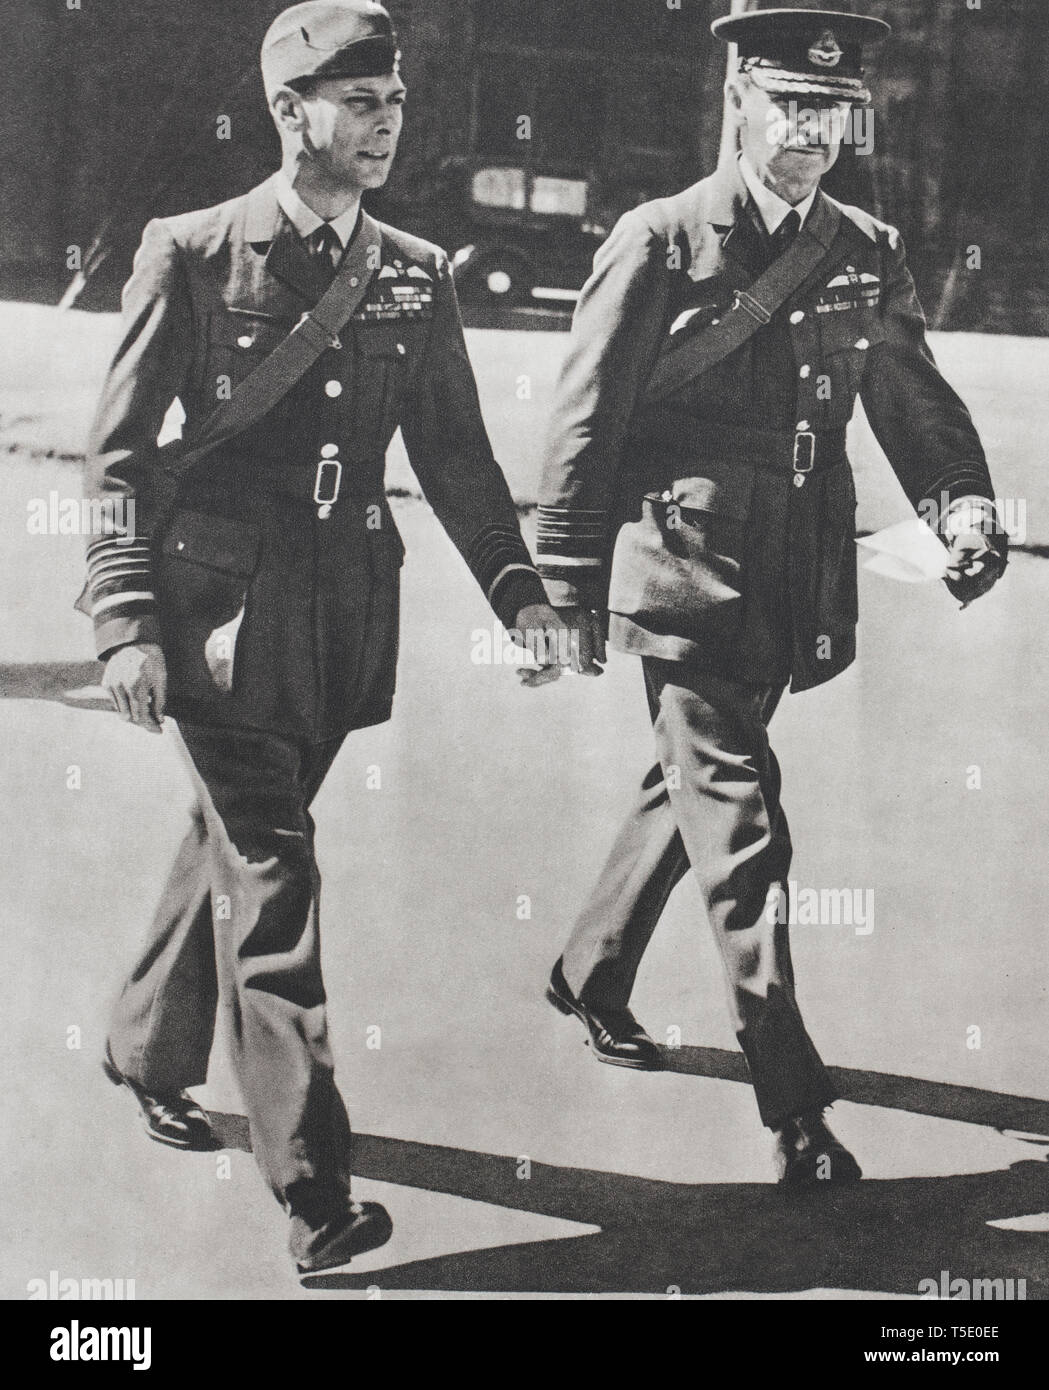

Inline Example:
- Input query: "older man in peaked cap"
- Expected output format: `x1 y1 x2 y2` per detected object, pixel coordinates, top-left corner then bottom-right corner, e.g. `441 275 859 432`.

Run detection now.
536 7 1007 1184
84 0 565 1274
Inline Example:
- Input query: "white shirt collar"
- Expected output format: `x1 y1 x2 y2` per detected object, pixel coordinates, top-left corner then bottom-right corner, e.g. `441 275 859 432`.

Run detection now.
274 172 360 250
738 155 818 235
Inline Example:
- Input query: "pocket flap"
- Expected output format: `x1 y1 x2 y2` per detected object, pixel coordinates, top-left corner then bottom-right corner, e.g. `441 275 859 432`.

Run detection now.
207 309 291 352
818 310 887 355
161 510 261 576
354 324 412 359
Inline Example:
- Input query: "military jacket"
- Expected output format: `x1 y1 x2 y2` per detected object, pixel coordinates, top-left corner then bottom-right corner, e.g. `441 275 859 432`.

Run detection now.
536 162 995 691
81 175 545 738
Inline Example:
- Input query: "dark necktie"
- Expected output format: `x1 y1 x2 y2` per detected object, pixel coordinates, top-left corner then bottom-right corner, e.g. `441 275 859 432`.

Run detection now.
308 222 342 287
768 208 801 261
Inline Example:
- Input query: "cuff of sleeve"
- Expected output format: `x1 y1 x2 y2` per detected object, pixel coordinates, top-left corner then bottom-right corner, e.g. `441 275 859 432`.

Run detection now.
941 494 1000 538
493 570 548 632
921 477 994 534
541 576 582 608
539 571 608 611
95 613 162 662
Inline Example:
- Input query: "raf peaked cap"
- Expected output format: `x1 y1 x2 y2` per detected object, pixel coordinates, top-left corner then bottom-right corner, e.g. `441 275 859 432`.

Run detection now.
712 7 891 105
261 1 399 97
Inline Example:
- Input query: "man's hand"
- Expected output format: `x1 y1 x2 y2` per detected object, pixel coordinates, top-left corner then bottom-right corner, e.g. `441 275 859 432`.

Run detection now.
510 603 570 688
943 530 1007 609
102 642 167 732
554 605 606 677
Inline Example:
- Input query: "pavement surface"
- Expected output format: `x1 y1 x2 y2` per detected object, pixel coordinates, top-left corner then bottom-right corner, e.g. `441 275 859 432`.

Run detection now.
2 306 1047 1299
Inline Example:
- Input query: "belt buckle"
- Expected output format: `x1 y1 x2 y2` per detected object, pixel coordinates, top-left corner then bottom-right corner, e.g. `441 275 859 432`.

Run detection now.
313 458 342 519
792 430 815 487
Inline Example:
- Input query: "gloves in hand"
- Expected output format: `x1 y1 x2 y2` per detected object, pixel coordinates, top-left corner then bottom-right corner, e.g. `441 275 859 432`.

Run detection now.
942 500 1008 608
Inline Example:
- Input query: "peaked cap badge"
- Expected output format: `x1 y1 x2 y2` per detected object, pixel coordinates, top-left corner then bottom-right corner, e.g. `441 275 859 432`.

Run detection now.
808 29 844 68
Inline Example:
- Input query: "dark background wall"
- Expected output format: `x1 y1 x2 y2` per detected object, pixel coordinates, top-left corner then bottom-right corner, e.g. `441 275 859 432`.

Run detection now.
1 0 1046 330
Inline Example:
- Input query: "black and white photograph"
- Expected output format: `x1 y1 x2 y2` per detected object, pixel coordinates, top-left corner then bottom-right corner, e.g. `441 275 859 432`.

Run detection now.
1 0 1046 1342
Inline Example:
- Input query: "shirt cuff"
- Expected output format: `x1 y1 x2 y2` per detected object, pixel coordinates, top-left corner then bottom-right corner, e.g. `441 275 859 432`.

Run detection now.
941 495 1000 538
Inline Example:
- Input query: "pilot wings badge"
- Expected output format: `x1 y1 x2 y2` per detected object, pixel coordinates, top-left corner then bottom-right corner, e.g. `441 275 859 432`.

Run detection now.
808 29 844 68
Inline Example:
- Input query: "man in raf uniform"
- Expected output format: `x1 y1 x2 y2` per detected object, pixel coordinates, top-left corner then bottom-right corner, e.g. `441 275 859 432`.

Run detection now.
82 1 563 1272
536 7 1007 1183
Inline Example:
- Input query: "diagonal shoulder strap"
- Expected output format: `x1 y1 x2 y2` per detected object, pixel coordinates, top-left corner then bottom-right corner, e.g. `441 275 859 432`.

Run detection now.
641 226 830 407
161 210 385 483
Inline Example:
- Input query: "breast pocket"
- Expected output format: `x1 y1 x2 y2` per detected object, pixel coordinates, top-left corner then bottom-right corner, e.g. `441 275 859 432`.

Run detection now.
353 325 418 440
156 509 262 698
817 306 886 405
202 309 292 399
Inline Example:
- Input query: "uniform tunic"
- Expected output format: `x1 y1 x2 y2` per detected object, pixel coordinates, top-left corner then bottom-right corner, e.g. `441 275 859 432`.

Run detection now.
536 159 995 691
81 174 546 738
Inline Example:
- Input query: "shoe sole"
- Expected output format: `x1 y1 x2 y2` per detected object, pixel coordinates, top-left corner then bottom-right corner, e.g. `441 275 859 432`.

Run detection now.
296 1211 394 1275
103 1052 212 1151
545 986 665 1071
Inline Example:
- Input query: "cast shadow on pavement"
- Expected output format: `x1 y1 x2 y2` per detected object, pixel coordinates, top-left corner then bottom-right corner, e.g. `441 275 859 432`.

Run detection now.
205 1050 1049 1297
305 1136 1048 1296
662 1046 1049 1136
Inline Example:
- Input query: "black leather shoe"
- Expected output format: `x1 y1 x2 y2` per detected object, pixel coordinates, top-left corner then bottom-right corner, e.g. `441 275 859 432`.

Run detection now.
773 1110 862 1187
294 1201 394 1274
103 1045 215 1151
546 958 664 1070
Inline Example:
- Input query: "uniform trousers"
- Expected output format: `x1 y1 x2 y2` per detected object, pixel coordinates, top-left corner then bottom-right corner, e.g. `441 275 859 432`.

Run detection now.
107 721 353 1255
560 657 838 1128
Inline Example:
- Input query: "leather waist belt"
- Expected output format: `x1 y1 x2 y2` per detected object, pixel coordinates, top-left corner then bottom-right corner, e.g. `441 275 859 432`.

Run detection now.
633 411 848 481
229 457 385 517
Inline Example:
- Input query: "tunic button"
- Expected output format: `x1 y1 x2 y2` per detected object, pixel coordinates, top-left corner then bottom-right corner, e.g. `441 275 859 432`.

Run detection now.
176 541 185 551
797 420 811 431
237 334 253 348
846 265 856 273
396 343 406 355
789 310 805 324
325 380 343 397
711 317 720 326
321 443 339 458
349 276 359 287
799 364 811 379
855 338 870 350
